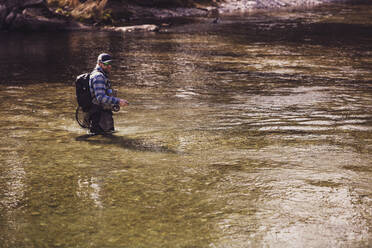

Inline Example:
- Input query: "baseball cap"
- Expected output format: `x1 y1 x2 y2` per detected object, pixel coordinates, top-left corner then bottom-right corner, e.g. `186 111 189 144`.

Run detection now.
97 53 112 64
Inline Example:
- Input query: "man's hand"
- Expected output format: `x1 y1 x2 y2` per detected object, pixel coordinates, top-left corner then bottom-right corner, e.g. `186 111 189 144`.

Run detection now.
119 99 129 106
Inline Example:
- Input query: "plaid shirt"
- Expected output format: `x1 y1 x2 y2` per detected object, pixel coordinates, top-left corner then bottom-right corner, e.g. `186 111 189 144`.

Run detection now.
89 65 120 107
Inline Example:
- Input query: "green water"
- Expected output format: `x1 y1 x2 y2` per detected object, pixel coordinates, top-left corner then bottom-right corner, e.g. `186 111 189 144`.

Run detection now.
1 2 372 247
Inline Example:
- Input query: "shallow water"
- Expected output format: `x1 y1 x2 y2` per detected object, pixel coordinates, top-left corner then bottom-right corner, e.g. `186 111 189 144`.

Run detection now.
1 2 372 248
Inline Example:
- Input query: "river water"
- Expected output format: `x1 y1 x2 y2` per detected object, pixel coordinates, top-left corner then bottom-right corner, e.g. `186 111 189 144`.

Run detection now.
0 2 371 248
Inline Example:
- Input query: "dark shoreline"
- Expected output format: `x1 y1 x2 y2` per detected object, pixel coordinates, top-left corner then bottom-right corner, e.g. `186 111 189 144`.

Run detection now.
0 0 368 32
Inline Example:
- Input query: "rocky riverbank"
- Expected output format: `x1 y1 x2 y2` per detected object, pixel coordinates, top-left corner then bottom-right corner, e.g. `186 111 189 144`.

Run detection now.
0 0 346 31
219 0 335 14
0 0 88 30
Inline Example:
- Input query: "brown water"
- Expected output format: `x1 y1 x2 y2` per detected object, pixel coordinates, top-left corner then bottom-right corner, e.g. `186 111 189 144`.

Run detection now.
1 2 372 248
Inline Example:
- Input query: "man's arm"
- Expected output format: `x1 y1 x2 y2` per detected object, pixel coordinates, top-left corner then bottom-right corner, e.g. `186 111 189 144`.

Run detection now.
91 74 120 105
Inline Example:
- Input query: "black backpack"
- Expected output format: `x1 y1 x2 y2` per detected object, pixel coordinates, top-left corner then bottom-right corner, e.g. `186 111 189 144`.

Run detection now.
75 73 93 112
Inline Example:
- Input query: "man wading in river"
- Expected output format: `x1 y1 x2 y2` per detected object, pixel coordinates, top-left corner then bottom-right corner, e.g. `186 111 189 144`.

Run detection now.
89 53 129 134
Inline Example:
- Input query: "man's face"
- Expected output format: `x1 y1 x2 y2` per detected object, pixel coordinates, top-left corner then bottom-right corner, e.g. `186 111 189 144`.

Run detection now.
101 62 112 74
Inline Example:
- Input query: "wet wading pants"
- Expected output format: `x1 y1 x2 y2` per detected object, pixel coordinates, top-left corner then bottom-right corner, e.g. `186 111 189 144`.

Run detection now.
89 104 114 133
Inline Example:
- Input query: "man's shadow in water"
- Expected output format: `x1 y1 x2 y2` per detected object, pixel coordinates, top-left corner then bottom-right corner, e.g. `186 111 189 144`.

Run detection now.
75 133 178 154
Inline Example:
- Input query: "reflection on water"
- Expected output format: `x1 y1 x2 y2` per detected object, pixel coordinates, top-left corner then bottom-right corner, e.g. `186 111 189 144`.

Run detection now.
1 2 372 247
